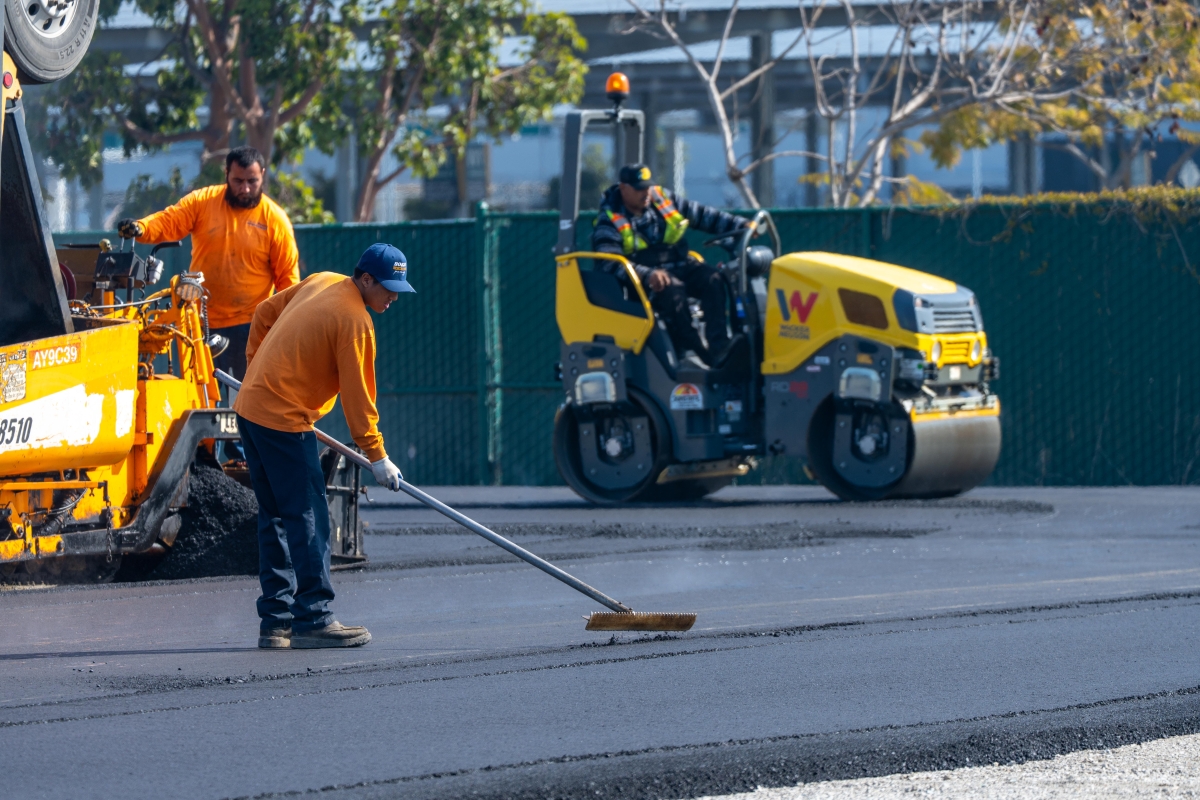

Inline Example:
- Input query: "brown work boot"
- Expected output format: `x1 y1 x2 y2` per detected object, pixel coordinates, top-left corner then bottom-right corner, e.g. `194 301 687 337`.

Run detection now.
291 621 371 649
258 624 292 649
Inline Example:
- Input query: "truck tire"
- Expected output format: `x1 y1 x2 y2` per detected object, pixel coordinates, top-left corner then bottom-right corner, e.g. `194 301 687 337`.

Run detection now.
4 0 99 84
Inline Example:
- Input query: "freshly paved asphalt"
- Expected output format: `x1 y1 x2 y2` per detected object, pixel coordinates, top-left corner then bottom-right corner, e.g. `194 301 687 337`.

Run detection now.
2 486 1199 799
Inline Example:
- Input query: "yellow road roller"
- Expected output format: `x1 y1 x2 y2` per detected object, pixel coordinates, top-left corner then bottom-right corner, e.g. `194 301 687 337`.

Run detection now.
551 83 1000 503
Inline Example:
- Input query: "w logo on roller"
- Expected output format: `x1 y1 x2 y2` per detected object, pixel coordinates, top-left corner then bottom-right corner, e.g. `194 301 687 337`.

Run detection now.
776 289 818 323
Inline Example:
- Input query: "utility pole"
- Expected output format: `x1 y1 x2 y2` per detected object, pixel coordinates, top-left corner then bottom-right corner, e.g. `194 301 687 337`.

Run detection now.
750 33 775 207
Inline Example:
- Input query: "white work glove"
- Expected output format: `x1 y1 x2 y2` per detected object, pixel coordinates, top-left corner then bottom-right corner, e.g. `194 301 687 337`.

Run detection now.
370 457 403 491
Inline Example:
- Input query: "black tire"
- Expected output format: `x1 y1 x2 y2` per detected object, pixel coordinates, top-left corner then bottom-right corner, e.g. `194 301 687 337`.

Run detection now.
113 551 168 582
5 0 100 84
554 387 671 505
805 397 900 502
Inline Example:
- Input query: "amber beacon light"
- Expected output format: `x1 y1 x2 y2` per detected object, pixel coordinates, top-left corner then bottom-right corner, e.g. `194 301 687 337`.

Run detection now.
606 72 630 105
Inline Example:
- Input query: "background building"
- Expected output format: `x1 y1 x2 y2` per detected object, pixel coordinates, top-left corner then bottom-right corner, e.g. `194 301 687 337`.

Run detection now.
32 0 1198 230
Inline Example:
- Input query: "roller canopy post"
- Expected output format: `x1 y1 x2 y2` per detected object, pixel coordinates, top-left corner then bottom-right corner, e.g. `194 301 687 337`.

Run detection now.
555 109 645 256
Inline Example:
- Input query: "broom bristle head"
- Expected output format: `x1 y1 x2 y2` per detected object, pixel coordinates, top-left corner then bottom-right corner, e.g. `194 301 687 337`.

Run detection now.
585 611 697 632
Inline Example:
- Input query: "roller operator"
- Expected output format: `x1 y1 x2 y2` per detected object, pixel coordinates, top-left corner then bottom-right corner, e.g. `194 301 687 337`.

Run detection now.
117 146 301 463
592 164 750 367
233 243 413 649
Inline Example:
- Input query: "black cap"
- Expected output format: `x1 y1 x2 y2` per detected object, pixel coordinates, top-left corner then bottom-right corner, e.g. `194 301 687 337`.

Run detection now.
619 163 653 190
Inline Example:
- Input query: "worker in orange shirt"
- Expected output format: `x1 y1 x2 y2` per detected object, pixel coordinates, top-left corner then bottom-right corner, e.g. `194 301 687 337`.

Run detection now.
116 146 300 463
233 243 412 649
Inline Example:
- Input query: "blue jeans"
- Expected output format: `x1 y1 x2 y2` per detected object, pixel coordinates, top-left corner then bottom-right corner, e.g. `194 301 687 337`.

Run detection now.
237 415 334 633
214 323 251 462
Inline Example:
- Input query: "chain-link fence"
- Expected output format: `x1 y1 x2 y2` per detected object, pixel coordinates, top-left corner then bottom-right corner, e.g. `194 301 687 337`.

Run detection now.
869 203 1200 486
57 196 1200 486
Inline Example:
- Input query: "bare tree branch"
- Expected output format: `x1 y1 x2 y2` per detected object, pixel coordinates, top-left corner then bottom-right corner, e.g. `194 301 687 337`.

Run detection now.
1165 143 1200 186
629 0 1052 208
711 0 739 84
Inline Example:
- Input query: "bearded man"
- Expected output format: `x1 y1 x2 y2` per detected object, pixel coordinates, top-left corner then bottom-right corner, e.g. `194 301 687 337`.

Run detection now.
118 146 301 464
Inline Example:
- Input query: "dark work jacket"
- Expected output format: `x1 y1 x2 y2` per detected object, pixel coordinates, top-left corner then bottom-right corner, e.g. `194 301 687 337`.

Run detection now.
591 185 747 281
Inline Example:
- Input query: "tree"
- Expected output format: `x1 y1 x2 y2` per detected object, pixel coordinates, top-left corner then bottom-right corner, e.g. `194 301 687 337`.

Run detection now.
314 0 585 221
627 0 1057 208
926 0 1200 189
120 167 188 220
35 0 362 188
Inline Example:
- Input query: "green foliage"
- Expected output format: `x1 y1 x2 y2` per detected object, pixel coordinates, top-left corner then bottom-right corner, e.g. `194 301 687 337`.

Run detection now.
121 167 188 219
921 106 1038 171
193 159 226 189
122 158 225 211
928 0 1200 187
581 143 610 194
892 176 958 206
33 0 363 187
33 0 584 221
271 173 336 224
120 161 332 225
905 186 1200 276
31 51 129 188
315 0 587 220
796 162 955 208
307 170 338 213
928 183 1200 215
547 143 608 211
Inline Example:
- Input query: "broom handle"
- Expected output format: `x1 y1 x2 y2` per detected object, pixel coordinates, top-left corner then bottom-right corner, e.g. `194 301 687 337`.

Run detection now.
214 370 632 613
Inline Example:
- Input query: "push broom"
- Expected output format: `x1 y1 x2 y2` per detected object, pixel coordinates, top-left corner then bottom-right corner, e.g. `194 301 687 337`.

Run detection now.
215 371 696 632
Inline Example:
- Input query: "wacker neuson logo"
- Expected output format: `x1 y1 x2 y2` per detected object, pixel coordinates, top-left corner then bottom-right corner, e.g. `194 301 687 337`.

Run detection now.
776 289 818 339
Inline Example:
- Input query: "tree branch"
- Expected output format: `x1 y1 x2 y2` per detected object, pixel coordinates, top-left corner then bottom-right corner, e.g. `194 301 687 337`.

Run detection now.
719 8 812 101
711 0 739 84
177 16 214 90
1165 143 1200 186
236 30 263 124
119 118 209 146
186 0 251 120
377 162 409 189
276 79 323 126
741 148 828 176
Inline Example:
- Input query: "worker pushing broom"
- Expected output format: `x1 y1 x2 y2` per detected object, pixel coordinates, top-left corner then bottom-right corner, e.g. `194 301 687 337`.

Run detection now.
231 244 412 649
212 242 695 643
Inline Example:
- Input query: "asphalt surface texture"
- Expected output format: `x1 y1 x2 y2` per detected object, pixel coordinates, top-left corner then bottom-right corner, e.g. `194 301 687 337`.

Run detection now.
2 485 1199 800
695 731 1200 798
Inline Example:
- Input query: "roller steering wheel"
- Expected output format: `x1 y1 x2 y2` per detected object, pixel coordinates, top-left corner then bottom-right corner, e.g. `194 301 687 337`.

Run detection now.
702 225 758 250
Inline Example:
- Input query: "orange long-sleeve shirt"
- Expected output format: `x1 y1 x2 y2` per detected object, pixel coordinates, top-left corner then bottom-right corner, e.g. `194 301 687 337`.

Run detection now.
232 273 387 462
136 185 300 328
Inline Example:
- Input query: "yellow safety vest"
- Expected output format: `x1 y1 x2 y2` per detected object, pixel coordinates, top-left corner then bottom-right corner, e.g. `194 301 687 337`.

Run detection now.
605 187 690 256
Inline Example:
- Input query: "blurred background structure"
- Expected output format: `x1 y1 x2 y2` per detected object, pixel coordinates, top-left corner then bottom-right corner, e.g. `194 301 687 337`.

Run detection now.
33 0 1200 229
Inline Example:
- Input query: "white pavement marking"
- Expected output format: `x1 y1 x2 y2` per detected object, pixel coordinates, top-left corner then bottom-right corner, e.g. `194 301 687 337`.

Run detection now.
692 733 1200 799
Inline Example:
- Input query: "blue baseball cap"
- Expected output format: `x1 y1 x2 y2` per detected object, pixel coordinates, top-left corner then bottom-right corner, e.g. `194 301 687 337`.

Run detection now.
356 243 416 293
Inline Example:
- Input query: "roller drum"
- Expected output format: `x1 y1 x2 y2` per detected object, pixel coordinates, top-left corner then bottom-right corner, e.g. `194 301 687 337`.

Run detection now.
888 412 1001 498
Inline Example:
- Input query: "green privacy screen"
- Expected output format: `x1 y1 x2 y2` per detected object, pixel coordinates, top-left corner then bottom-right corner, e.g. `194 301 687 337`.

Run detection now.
58 196 1200 487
